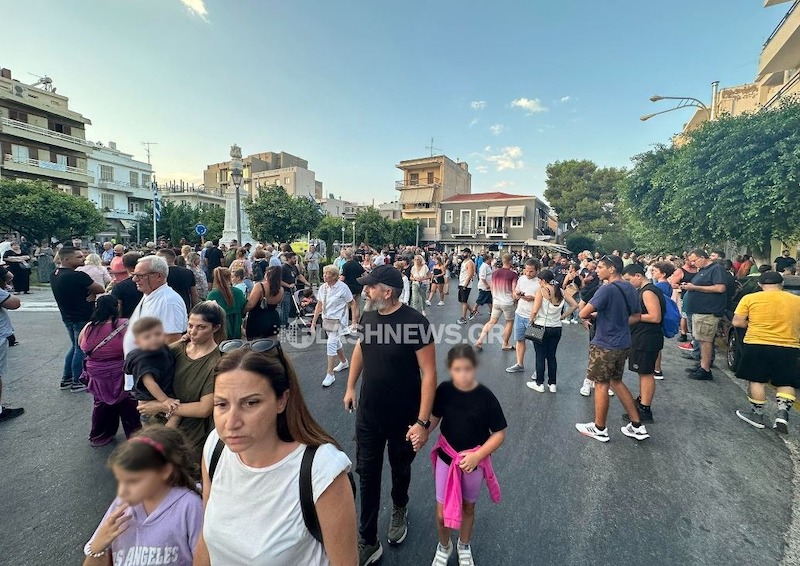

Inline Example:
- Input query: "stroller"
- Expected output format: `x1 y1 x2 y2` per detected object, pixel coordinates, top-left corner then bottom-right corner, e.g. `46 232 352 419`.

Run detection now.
287 289 314 342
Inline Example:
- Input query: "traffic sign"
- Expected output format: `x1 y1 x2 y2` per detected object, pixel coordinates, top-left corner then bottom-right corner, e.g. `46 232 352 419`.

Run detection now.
195 223 208 236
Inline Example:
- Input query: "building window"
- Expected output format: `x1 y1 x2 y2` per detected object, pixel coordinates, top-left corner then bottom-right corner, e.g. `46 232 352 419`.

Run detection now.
459 210 472 234
48 121 71 135
410 173 419 185
100 193 115 210
11 144 29 161
55 154 67 166
285 177 291 185
511 216 523 228
427 172 434 184
142 174 151 187
100 164 114 181
476 210 486 230
444 210 453 224
130 171 139 187
129 201 141 213
489 217 505 233
8 109 27 123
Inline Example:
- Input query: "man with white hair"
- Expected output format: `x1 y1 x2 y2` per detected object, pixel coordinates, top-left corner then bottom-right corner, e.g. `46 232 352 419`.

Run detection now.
100 242 114 265
123 256 188 388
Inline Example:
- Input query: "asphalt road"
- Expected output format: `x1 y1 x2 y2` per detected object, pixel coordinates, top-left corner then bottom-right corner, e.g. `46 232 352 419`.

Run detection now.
1 289 798 565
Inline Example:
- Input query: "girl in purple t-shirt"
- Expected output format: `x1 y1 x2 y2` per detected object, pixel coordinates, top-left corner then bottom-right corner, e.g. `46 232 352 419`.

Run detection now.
83 425 203 565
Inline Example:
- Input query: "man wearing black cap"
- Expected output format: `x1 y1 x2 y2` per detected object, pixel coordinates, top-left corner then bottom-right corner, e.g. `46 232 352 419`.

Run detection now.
733 271 800 433
343 265 437 565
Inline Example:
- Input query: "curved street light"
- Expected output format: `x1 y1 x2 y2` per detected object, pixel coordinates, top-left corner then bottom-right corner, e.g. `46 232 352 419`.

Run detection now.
641 82 718 122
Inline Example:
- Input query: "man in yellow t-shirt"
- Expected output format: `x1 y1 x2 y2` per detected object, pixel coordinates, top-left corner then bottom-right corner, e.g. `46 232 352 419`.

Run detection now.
733 271 800 433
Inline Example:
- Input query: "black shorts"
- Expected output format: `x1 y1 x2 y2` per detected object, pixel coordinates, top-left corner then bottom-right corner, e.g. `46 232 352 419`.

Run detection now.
735 343 800 388
476 290 492 306
628 349 659 375
458 286 471 304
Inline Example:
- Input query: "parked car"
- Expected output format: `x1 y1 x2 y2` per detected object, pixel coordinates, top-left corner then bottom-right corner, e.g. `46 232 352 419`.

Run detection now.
722 274 800 371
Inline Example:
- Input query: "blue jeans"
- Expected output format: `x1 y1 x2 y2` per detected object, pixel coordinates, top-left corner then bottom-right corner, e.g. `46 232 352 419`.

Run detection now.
62 320 87 383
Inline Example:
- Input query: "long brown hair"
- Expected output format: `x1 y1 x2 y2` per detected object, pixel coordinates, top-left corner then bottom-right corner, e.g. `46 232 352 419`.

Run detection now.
212 267 234 307
108 425 200 494
213 348 340 449
190 301 227 344
265 265 282 297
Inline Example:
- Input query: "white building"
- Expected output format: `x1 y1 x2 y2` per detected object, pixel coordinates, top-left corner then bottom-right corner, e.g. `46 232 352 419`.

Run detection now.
252 165 319 199
87 141 153 242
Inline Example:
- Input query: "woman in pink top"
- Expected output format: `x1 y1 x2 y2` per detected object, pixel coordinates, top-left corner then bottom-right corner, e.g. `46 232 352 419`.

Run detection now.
77 253 112 289
79 295 140 447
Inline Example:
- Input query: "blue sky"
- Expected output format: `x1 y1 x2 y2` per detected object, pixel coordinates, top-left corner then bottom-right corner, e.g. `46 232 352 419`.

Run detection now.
1 0 784 203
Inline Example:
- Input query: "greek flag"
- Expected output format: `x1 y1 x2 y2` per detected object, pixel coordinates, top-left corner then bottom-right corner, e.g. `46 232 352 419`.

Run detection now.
152 179 161 222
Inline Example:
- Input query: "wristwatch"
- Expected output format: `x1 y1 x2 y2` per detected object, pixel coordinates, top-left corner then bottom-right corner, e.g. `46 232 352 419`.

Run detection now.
416 418 431 429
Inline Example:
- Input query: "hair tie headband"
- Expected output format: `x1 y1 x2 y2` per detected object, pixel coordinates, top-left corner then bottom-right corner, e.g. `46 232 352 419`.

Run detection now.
130 436 166 456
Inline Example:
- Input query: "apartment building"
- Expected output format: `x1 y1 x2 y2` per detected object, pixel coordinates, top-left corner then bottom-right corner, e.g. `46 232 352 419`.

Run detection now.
378 200 402 221
87 141 153 241
439 192 554 253
158 180 225 209
318 195 358 219
395 154 471 242
0 68 93 196
204 150 322 199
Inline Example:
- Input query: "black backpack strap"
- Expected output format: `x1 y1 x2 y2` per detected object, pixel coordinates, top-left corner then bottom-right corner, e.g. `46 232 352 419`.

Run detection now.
300 445 323 544
208 439 224 483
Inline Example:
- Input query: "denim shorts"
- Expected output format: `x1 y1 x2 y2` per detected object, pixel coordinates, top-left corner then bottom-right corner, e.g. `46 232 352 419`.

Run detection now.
0 338 7 377
513 314 530 342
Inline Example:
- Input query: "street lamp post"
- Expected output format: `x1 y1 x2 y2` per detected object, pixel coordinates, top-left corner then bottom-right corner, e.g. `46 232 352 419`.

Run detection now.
230 148 244 244
341 216 345 245
640 82 718 122
415 219 420 247
351 221 355 247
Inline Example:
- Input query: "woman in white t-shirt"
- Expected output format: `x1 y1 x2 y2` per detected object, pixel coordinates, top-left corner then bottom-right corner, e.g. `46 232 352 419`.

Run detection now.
311 265 359 388
410 255 431 316
194 343 357 566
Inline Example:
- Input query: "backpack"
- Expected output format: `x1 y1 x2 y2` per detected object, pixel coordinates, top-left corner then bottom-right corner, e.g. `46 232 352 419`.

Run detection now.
207 439 355 544
252 259 267 282
662 293 681 338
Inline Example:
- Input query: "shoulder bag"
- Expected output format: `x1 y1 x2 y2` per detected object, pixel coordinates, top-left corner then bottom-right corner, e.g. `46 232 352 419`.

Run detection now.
78 320 129 385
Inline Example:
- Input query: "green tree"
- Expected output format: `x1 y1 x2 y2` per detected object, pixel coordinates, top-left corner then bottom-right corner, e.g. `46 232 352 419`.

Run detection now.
565 233 595 254
389 219 419 246
247 186 323 244
0 179 104 242
315 215 348 259
544 160 627 235
130 202 225 244
353 207 389 246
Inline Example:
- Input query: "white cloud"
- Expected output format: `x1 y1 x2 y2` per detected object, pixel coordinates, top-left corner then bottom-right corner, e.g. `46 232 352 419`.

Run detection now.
493 180 515 189
559 96 571 103
470 100 487 110
486 146 524 171
511 97 547 114
474 165 488 174
180 0 209 20
469 118 480 128
489 123 506 136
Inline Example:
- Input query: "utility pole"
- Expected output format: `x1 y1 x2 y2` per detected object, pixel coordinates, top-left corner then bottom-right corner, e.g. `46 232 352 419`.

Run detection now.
142 142 158 243
425 137 441 157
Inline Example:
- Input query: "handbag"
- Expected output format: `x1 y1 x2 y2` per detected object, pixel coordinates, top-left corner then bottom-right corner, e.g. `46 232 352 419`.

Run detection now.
525 322 545 342
79 321 129 385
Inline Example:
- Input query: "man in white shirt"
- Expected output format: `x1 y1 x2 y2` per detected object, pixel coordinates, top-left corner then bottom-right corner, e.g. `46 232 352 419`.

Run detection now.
506 258 541 373
123 255 188 388
475 253 493 317
373 249 386 267
457 249 477 324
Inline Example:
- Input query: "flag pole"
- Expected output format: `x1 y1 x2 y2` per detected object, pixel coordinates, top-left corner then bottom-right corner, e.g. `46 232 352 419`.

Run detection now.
152 177 159 243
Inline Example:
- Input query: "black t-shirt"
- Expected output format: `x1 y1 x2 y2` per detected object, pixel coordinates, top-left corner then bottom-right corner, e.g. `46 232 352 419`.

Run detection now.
775 256 796 272
358 304 432 425
167 265 195 312
341 260 366 295
631 283 665 351
205 247 224 271
686 262 727 316
580 270 600 302
282 263 299 286
51 267 95 322
432 381 507 453
111 277 143 318
124 346 175 401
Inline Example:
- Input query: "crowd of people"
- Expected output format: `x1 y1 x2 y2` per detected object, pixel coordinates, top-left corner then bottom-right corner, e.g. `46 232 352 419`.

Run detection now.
0 232 798 565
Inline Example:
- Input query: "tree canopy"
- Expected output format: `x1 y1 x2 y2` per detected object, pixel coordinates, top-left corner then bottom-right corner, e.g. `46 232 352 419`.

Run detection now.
0 179 105 242
130 201 225 244
247 186 323 244
619 100 800 253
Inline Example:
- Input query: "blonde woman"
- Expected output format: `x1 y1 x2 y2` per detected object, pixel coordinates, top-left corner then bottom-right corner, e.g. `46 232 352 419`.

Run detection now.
77 253 112 289
311 265 359 388
410 255 431 316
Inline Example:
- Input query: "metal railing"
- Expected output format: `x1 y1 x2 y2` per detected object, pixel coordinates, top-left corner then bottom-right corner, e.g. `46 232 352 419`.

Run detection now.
764 68 800 108
3 153 88 175
764 0 800 49
395 177 440 189
158 185 224 197
0 117 95 148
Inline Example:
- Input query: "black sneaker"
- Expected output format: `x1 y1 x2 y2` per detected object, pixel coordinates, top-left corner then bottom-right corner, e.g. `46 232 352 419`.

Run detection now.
0 406 24 424
687 368 713 381
677 334 688 342
774 409 789 434
684 366 701 373
737 408 766 429
654 370 664 380
70 382 87 393
358 540 383 565
387 505 408 545
59 379 72 390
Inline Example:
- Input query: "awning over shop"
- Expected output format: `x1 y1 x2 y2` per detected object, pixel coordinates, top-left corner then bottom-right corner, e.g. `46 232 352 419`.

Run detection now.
486 206 506 218
524 239 570 254
120 220 135 231
506 205 526 217
400 187 435 204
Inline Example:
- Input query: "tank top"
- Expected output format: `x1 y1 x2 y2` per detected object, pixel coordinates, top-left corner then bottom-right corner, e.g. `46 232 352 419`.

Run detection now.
534 292 564 328
459 260 473 287
680 267 697 284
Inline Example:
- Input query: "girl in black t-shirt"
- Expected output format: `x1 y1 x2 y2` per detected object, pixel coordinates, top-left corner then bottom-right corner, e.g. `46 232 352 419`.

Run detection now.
417 345 506 566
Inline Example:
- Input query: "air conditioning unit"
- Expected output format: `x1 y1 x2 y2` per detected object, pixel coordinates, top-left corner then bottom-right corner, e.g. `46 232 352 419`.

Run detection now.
502 234 508 239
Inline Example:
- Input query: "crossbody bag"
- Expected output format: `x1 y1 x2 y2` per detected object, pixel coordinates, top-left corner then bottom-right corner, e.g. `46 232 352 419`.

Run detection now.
79 321 129 385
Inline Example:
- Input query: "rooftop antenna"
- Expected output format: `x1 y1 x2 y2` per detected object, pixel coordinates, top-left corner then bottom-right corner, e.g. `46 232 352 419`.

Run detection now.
27 72 55 92
426 137 441 157
141 142 158 165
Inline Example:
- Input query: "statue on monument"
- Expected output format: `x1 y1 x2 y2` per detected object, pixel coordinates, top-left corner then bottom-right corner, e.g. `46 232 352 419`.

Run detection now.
230 144 242 159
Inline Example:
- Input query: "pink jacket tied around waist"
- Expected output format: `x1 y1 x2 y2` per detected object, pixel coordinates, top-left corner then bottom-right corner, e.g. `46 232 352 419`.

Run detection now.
431 434 501 529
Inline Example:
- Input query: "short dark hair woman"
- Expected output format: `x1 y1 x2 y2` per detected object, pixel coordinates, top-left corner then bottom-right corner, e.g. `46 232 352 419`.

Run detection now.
193 344 357 565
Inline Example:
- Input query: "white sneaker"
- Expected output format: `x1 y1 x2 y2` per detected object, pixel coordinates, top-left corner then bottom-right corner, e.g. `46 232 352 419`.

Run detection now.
571 319 580 324
422 310 427 316
579 378 592 397
561 320 570 326
526 381 545 392
425 299 432 306
505 363 525 373
548 384 557 393
621 422 650 441
608 389 615 397
333 360 349 373
457 542 475 566
431 541 452 566
322 374 335 387
437 301 445 306
575 422 610 442
654 370 664 380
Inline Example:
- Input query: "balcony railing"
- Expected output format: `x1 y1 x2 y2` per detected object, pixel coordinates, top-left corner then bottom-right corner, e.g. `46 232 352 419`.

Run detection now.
764 0 800 48
3 153 88 176
1 117 95 149
395 177 440 190
159 186 224 198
